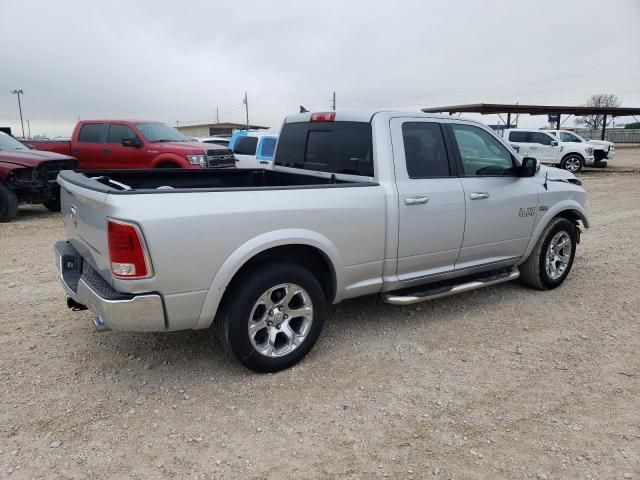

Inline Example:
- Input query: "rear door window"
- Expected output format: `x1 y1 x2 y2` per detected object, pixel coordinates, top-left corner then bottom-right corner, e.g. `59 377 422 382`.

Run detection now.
78 123 105 143
530 132 553 145
402 122 451 178
508 131 529 142
234 136 258 155
275 121 373 176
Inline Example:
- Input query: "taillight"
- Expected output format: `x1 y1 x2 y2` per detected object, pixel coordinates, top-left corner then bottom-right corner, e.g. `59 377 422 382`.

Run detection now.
107 219 150 278
310 112 335 122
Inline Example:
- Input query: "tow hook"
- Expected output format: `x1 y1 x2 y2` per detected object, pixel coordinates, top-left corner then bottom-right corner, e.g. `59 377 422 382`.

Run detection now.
67 297 88 311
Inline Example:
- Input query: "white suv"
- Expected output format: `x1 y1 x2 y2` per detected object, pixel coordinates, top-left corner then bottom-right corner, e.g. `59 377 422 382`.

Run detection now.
544 130 614 165
504 129 594 172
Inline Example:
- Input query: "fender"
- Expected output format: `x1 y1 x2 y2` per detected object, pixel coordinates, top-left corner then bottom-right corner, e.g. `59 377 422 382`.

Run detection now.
195 229 343 329
518 200 589 264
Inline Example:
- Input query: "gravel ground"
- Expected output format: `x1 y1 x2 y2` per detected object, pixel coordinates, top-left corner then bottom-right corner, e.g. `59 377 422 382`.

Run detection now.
1 149 639 479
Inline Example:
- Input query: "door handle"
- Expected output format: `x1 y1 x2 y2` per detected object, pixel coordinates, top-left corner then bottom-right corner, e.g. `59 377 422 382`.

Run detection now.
103 149 111 154
470 192 490 200
405 196 429 205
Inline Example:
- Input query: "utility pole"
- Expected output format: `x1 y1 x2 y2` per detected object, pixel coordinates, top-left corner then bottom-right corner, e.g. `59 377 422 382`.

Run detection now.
332 91 336 110
243 92 249 129
216 106 220 123
176 120 180 128
10 89 25 137
26 119 31 138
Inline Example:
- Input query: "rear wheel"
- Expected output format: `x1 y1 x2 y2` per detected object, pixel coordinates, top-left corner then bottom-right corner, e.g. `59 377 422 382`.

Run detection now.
216 263 327 373
0 183 19 223
560 154 583 173
520 217 577 290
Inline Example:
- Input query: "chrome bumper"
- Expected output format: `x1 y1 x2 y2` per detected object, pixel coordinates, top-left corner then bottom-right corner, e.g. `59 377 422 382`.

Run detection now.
55 241 166 332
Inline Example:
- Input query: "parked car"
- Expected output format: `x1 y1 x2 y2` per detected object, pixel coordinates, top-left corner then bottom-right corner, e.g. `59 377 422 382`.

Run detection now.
228 131 278 169
197 136 231 147
504 129 594 172
543 129 614 165
54 111 588 372
24 120 235 170
0 132 76 222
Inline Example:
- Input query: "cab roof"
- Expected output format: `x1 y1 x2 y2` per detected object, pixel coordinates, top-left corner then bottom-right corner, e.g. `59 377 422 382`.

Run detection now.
284 110 479 125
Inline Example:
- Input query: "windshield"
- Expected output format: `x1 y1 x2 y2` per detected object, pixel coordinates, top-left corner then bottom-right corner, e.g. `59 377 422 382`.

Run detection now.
135 123 189 143
0 132 28 151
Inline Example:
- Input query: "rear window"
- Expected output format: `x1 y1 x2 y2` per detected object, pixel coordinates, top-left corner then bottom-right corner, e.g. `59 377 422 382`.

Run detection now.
508 131 528 142
234 136 258 155
275 121 373 176
78 123 105 143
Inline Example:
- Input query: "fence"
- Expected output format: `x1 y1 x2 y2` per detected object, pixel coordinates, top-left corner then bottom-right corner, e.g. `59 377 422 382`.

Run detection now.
575 128 640 144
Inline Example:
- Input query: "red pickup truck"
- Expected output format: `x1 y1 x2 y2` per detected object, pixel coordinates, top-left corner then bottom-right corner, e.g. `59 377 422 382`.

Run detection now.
0 132 76 222
24 120 235 169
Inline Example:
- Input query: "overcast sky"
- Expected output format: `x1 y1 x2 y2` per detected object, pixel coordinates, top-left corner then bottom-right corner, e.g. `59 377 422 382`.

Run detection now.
1 0 639 137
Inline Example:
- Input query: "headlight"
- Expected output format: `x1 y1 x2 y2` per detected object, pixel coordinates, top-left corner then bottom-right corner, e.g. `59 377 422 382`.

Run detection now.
186 154 207 167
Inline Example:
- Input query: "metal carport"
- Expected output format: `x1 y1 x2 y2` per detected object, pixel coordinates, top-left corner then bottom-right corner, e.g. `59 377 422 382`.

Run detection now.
421 103 640 140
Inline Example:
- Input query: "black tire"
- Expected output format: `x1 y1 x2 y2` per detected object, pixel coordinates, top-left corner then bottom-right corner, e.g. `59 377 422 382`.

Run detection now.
0 183 19 223
520 217 577 290
43 194 61 212
156 162 181 168
216 262 327 373
560 154 583 173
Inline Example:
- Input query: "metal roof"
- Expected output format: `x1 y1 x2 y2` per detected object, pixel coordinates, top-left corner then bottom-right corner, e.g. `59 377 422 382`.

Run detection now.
178 122 269 130
421 103 640 116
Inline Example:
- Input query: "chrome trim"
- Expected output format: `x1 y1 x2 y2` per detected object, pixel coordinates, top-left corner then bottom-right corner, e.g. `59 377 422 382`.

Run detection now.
55 243 166 332
383 258 520 292
382 268 520 305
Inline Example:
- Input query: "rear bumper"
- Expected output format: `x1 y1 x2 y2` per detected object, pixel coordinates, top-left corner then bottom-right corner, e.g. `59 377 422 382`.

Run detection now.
55 241 166 332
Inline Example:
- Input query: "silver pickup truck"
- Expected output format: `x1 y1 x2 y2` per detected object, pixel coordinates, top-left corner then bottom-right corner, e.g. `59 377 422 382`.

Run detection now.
55 111 589 372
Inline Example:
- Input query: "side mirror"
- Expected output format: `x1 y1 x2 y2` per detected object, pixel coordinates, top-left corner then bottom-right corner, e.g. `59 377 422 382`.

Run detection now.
122 137 142 148
520 157 538 177
550 140 559 147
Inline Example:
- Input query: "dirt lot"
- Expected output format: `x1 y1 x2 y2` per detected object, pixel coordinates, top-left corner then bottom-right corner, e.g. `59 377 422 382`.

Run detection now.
1 149 639 480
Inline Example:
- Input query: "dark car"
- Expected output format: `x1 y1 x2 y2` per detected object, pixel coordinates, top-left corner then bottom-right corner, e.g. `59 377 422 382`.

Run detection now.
0 132 76 222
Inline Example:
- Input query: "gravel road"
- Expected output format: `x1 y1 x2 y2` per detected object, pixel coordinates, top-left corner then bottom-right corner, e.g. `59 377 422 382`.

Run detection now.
1 150 639 479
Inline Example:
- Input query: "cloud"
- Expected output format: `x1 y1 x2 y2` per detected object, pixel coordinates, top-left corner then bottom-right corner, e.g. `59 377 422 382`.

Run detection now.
1 0 639 136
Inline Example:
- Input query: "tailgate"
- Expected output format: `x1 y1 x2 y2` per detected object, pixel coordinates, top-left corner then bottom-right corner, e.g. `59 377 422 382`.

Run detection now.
58 175 113 282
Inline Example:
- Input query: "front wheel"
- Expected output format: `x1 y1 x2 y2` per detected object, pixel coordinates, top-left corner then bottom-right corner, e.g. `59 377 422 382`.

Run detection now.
0 183 19 222
560 154 583 173
520 217 577 290
216 263 327 373
43 193 61 212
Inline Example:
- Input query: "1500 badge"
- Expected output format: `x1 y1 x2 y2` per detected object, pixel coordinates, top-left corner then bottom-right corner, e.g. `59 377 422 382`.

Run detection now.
519 207 537 217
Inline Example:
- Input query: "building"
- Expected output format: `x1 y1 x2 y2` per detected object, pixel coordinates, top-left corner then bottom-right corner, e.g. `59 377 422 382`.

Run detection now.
177 122 269 138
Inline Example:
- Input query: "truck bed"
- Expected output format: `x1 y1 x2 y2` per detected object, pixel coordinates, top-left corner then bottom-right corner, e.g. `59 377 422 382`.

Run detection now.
58 168 377 193
23 139 71 156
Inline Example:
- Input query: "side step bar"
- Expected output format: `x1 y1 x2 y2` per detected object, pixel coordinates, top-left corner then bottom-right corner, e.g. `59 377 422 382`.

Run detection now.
382 268 520 306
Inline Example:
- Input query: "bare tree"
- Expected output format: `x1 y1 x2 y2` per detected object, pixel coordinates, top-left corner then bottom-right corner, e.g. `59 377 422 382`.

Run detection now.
575 93 621 130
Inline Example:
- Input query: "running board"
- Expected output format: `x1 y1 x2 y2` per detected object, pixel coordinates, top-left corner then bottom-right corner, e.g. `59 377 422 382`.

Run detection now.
382 268 520 305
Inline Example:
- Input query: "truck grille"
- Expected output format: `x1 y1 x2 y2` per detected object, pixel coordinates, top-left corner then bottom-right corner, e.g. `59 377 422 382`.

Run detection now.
206 149 236 168
41 159 77 184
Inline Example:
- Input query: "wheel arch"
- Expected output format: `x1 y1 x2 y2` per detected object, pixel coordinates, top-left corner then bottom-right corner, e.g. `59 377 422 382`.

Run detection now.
561 151 585 161
151 154 187 168
195 230 342 329
518 201 589 265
